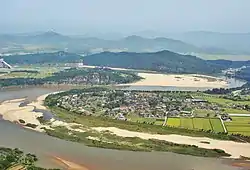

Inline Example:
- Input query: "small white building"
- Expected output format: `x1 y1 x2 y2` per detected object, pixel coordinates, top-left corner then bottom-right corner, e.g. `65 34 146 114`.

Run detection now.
0 58 12 69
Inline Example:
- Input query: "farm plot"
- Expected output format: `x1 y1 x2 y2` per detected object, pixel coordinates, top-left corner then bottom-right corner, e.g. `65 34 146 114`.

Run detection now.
210 118 224 132
167 117 223 133
166 118 180 127
225 117 250 136
193 118 212 131
180 118 194 129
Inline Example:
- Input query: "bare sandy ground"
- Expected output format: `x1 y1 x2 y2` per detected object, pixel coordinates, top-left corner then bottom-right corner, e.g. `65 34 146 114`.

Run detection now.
79 64 227 87
28 94 48 110
52 156 89 170
93 127 250 159
0 98 44 131
125 73 228 88
0 92 84 133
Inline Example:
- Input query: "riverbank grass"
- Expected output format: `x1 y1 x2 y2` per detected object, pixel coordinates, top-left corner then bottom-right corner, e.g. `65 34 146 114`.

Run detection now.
45 124 230 158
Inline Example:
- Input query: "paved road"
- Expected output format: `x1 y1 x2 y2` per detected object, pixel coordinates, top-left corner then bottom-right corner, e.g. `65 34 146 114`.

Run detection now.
229 114 250 117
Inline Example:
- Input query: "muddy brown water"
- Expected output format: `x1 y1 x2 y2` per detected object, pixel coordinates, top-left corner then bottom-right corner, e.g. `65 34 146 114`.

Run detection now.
0 87 244 170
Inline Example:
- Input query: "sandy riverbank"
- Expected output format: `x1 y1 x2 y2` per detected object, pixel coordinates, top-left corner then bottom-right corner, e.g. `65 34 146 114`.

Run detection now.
1 92 250 159
0 91 85 133
52 156 89 170
93 127 250 159
0 92 61 132
124 73 228 88
0 98 44 131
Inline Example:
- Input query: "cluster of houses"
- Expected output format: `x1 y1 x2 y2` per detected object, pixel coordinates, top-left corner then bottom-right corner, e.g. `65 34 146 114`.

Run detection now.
56 90 231 121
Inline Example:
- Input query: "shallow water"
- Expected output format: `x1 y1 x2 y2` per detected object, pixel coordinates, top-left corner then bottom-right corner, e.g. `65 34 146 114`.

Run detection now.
0 87 241 170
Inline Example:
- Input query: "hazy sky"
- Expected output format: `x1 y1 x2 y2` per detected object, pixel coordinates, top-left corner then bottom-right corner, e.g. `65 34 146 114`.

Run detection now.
0 0 249 34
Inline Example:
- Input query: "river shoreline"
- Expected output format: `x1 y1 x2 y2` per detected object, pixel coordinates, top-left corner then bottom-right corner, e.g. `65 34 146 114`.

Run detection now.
1 91 250 159
123 73 229 88
0 87 247 170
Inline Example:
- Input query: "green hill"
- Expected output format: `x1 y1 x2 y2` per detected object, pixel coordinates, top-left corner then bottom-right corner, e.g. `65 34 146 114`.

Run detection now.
3 51 81 64
84 50 223 74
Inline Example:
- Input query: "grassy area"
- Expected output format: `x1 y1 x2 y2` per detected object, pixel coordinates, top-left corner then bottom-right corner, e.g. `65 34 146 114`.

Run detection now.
223 108 250 114
210 119 224 132
193 109 216 117
1 67 64 79
225 117 250 136
166 118 180 127
194 94 250 106
167 117 224 133
129 116 156 124
46 106 237 142
45 121 230 158
180 118 194 129
129 116 164 125
193 118 211 131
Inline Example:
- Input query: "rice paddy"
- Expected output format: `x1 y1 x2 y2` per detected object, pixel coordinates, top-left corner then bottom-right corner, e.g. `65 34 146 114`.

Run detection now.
167 117 224 132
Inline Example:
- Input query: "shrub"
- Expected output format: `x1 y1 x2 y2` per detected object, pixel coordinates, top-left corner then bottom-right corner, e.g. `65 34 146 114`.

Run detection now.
25 123 38 129
19 119 26 124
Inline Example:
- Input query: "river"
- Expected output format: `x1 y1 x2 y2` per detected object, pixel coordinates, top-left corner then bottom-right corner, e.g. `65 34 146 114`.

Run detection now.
0 87 243 170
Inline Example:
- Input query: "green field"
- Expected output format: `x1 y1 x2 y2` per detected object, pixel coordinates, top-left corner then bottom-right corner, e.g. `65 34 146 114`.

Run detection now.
210 119 224 132
129 116 165 126
194 94 250 106
167 118 181 127
129 117 156 124
193 118 211 131
225 117 250 136
193 109 216 117
223 108 250 114
180 118 194 129
1 67 64 79
167 117 224 133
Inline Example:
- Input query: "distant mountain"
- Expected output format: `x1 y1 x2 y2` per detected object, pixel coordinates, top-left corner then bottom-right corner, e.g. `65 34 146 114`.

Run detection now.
3 50 250 74
170 31 250 55
84 50 224 74
118 35 200 53
0 32 202 54
2 31 250 56
208 59 250 68
3 51 81 64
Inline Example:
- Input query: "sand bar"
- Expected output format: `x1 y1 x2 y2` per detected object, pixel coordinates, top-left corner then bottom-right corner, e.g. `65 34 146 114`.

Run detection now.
0 98 44 131
93 127 250 159
52 156 89 170
124 73 228 88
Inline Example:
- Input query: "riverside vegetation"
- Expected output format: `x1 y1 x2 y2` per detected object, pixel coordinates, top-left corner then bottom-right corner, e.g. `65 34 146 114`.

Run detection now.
0 147 59 170
44 107 230 158
39 87 250 157
0 67 142 87
45 87 250 139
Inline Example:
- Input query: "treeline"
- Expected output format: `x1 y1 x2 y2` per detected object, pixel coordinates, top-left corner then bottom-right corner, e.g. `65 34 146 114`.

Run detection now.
235 67 250 82
204 85 249 95
3 51 81 64
0 147 59 170
84 51 225 74
10 70 39 73
0 68 142 87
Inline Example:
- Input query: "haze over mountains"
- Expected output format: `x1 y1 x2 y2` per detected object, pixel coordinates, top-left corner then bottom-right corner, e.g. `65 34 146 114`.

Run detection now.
1 31 250 57
170 31 250 55
132 31 250 55
3 50 250 75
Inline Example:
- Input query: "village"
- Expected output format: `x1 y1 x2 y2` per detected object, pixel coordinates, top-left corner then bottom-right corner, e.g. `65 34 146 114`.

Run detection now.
56 88 233 121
